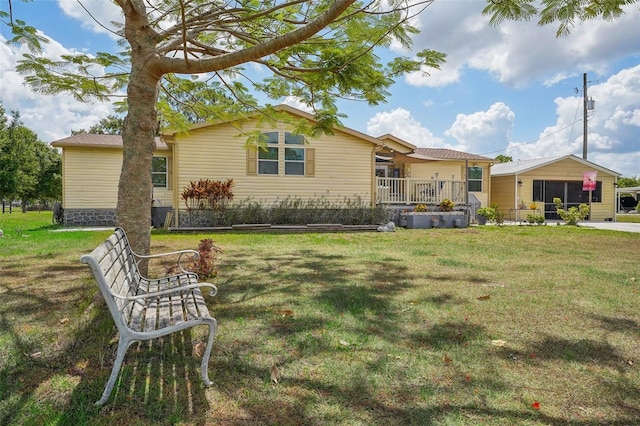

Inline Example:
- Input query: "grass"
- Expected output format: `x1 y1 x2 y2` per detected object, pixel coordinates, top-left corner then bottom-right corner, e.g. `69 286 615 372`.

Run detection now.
1 212 639 425
616 214 640 223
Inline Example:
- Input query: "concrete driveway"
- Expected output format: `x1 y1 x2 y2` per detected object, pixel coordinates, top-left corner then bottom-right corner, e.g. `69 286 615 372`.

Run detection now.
579 221 640 233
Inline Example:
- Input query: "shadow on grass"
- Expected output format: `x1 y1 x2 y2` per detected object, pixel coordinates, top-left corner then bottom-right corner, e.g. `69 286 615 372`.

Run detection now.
411 320 486 349
593 314 640 338
3 234 640 425
529 335 630 369
0 269 212 425
208 339 640 426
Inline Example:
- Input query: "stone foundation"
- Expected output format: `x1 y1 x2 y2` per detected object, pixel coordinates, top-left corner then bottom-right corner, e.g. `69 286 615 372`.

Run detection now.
64 209 116 227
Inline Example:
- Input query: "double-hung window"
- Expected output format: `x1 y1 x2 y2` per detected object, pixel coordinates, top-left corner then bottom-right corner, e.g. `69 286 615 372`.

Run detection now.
258 132 279 175
249 131 314 177
284 132 305 175
467 166 483 192
151 156 168 188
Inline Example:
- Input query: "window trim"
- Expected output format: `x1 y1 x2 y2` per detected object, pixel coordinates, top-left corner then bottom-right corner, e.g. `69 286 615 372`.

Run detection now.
284 132 305 176
151 156 168 188
251 131 312 177
257 132 280 175
467 166 483 192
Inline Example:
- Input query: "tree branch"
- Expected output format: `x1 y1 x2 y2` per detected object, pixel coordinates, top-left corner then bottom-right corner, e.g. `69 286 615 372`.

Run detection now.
152 0 356 74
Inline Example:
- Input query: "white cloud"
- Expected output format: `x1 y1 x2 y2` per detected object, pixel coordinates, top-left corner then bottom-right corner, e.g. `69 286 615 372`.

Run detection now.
445 102 515 154
282 97 314 114
543 72 576 87
0 32 113 142
405 2 640 88
505 65 640 175
366 107 444 147
58 0 123 39
405 63 463 88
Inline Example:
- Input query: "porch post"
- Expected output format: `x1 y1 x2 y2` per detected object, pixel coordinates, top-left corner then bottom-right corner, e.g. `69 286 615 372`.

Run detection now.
404 177 409 204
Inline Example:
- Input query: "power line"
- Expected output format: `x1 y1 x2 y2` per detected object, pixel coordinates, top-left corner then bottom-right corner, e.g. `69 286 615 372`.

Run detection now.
479 118 583 157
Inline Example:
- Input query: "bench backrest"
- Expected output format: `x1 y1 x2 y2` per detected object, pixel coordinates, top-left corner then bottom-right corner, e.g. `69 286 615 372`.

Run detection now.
80 228 142 332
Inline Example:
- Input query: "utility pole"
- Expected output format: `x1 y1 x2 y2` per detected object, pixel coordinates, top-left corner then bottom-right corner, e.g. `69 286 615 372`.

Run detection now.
581 73 596 159
583 72 588 160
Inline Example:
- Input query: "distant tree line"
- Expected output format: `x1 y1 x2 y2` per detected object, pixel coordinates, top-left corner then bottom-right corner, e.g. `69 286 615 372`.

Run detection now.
0 101 61 212
617 176 640 188
71 115 124 135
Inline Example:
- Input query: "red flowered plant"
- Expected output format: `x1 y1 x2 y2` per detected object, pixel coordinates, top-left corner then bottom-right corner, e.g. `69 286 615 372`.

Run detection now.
532 401 540 410
181 178 234 212
191 238 221 279
166 238 221 279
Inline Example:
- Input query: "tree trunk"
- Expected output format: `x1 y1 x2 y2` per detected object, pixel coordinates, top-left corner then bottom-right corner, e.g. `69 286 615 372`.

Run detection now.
115 50 160 264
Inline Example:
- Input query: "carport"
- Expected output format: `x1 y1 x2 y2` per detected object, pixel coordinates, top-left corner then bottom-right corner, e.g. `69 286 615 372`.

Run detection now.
615 186 640 218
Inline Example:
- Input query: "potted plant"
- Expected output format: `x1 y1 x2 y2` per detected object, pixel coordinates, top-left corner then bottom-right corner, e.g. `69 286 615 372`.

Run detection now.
529 202 537 210
438 198 455 212
476 206 495 225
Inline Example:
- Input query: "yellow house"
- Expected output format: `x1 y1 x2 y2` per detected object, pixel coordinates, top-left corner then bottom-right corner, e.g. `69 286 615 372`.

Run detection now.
490 155 620 221
51 105 491 227
51 133 171 226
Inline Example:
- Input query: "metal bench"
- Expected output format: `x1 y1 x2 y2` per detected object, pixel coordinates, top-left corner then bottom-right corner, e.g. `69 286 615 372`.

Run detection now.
81 227 218 406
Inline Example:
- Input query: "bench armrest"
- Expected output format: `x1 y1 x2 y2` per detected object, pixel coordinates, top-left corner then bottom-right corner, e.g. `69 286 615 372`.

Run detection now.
132 249 200 276
113 282 218 301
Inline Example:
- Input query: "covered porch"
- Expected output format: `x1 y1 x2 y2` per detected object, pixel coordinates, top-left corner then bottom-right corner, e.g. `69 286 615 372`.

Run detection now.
376 177 468 205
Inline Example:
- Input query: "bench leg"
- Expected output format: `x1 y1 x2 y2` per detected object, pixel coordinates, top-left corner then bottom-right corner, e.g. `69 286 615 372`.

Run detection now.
200 318 218 386
96 336 133 406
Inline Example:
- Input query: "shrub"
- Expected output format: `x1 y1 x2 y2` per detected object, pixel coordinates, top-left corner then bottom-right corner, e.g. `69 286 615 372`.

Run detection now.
438 198 454 211
477 206 496 220
181 179 234 212
553 197 589 225
192 238 221 279
526 214 545 225
167 238 221 279
180 195 392 227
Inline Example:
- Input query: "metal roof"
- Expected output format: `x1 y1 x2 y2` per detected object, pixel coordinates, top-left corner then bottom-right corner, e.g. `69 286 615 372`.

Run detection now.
51 134 168 150
490 155 621 177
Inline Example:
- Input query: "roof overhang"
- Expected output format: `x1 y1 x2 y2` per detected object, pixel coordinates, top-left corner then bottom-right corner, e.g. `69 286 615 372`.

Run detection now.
162 104 391 150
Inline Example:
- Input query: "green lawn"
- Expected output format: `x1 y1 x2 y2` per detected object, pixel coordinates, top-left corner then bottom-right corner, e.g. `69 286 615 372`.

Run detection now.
0 212 639 425
616 214 640 223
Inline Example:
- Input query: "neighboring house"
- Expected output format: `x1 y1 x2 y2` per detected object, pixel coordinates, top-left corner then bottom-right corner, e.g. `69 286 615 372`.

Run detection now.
51 105 493 227
490 155 620 221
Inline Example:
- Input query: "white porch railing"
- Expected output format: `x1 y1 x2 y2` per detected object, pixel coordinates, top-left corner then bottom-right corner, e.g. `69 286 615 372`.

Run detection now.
376 178 467 205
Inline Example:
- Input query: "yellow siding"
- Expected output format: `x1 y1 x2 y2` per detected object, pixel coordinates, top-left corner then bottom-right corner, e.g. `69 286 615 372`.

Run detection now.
491 158 618 221
152 188 173 207
62 147 121 208
409 162 461 180
61 147 173 209
173 119 374 209
520 159 617 221
490 176 517 211
409 162 491 207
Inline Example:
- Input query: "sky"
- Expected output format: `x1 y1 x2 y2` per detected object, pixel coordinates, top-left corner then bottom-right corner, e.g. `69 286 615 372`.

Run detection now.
1 0 639 177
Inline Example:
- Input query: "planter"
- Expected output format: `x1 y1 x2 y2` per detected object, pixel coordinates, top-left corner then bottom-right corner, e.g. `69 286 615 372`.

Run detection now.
405 212 433 229
442 212 459 228
404 211 466 229
476 215 488 225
